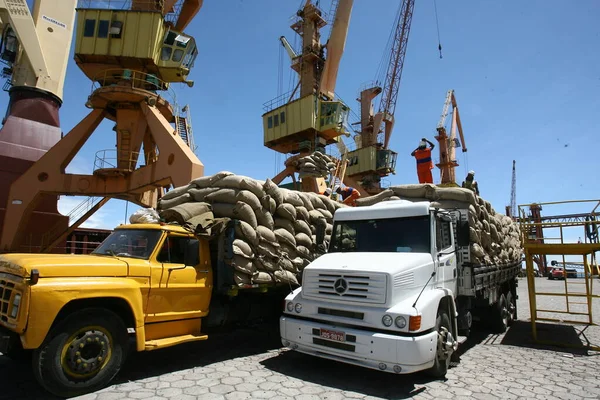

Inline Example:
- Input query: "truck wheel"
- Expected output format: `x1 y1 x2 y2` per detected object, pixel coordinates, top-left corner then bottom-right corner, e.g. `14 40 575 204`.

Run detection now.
427 310 454 378
506 291 517 324
492 294 509 333
31 308 129 398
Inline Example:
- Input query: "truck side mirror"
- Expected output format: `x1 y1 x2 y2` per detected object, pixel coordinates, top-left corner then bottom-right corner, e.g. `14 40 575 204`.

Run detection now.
184 239 200 266
315 223 326 246
457 220 470 247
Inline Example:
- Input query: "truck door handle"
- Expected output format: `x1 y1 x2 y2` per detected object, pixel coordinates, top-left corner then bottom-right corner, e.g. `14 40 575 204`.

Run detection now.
196 269 209 273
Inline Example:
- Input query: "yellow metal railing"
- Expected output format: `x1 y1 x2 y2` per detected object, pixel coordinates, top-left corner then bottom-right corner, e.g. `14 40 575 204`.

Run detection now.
90 68 178 107
518 199 600 351
93 149 148 173
77 0 184 24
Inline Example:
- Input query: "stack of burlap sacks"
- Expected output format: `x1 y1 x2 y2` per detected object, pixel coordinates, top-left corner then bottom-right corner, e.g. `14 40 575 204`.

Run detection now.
156 172 346 287
293 151 336 179
355 184 523 266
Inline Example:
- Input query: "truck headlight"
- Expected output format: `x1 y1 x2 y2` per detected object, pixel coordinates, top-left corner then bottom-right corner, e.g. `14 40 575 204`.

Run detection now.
294 303 302 313
286 302 294 312
382 314 393 327
395 316 407 329
10 293 21 319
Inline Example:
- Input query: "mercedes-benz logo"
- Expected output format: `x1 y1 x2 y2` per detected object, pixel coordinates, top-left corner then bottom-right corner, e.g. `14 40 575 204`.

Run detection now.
333 278 348 295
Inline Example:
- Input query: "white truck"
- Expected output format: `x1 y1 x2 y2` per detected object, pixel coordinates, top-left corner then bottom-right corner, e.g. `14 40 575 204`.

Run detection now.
280 199 521 377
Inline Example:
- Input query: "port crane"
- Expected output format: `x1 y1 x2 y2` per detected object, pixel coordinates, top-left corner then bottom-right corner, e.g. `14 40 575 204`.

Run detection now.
434 89 467 185
0 0 205 253
506 160 517 218
345 0 414 195
262 0 365 195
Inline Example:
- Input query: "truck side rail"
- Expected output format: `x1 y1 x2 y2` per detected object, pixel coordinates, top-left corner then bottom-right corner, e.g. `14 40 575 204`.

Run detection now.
459 261 520 296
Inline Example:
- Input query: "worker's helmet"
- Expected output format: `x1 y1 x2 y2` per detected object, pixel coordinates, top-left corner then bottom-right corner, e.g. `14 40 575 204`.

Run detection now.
468 170 475 176
324 188 332 196
418 140 427 148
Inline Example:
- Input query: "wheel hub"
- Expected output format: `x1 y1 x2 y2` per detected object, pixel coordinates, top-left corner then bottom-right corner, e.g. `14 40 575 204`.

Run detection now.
437 327 458 360
64 330 110 376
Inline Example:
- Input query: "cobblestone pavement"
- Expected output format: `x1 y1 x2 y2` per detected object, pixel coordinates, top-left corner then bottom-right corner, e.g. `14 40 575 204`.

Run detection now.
2 277 599 400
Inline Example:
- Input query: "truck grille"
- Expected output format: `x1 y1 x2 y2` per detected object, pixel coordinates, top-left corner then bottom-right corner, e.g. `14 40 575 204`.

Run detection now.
303 272 387 304
0 279 15 322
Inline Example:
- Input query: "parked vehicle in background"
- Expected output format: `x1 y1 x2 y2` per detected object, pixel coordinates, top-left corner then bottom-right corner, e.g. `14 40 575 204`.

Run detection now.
548 266 577 280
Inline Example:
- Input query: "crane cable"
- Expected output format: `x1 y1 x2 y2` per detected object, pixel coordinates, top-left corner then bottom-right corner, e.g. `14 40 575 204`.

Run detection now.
433 0 443 59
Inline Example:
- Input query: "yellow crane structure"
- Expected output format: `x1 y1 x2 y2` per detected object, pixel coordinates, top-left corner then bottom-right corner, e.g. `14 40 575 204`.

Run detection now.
0 0 204 253
345 0 414 195
262 0 363 195
434 89 467 186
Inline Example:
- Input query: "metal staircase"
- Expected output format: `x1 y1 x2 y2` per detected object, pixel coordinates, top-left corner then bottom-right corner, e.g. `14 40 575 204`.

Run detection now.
176 104 197 153
41 196 110 253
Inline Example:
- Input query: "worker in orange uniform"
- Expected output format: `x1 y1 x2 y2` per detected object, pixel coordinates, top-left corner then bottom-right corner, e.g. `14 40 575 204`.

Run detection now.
321 187 333 197
335 186 361 206
411 138 435 184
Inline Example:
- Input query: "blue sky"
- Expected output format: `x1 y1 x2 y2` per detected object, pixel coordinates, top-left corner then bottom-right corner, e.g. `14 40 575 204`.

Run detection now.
5 1 599 258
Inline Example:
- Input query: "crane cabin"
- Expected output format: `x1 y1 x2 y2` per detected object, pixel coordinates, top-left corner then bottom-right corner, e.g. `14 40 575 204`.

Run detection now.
74 0 198 88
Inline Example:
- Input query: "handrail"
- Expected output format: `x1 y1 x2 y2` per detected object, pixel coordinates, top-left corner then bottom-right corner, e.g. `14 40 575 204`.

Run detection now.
77 0 184 24
90 68 178 109
263 88 301 112
94 149 143 172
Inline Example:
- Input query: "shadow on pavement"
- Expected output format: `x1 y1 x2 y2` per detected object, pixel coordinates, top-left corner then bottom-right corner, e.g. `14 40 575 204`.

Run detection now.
116 321 283 382
0 321 283 400
0 356 55 400
260 350 433 400
259 323 507 399
500 320 599 356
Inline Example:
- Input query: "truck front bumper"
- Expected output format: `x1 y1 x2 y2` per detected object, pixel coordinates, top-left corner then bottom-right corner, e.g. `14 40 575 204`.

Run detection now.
280 316 437 374
0 325 20 356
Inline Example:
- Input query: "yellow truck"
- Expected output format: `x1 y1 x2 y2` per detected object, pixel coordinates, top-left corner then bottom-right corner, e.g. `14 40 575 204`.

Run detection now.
0 219 293 398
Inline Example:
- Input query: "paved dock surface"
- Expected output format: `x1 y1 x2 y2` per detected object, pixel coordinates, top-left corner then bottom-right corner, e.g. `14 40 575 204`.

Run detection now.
2 277 599 400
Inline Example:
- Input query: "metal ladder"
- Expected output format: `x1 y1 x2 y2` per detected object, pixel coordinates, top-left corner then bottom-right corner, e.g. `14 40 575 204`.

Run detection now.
176 104 197 152
329 149 348 192
40 196 110 253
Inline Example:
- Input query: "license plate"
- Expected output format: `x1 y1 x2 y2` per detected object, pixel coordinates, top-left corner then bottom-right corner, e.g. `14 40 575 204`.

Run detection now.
320 328 346 342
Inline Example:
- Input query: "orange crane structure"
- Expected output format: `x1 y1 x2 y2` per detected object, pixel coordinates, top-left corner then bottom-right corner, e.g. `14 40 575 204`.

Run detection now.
434 89 467 185
0 0 204 253
262 0 362 195
345 0 414 194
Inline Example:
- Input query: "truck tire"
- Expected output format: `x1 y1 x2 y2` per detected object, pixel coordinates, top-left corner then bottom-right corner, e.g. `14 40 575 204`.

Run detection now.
492 294 509 333
506 290 517 324
31 308 129 398
426 309 453 378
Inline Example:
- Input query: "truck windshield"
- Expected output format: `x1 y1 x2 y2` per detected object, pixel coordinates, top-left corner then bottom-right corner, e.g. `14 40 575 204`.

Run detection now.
92 229 163 259
329 216 431 253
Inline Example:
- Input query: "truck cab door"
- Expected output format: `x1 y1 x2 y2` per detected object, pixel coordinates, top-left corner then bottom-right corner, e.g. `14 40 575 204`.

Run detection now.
146 233 212 324
435 215 458 293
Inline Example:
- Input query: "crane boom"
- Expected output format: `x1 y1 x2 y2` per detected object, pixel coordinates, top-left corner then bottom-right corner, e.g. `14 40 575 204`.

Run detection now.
0 1 48 78
435 89 467 185
279 35 297 59
509 160 517 218
0 0 77 100
378 0 414 148
319 0 353 100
